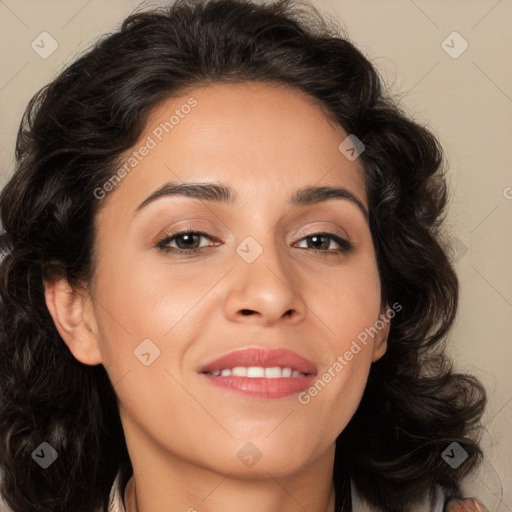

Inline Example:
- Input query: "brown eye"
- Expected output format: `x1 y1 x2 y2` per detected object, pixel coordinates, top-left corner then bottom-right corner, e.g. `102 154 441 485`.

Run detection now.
295 233 352 254
156 229 219 255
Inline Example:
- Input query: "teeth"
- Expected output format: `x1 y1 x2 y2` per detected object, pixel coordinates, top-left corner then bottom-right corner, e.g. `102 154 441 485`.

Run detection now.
248 366 265 377
265 367 281 378
232 366 247 377
206 366 306 378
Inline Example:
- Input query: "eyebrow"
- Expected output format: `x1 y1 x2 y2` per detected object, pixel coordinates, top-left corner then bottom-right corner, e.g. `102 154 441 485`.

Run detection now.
133 181 369 221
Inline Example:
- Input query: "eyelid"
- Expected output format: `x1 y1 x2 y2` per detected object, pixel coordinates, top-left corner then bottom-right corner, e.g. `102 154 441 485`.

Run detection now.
157 221 351 246
292 222 351 243
155 227 219 249
153 220 220 243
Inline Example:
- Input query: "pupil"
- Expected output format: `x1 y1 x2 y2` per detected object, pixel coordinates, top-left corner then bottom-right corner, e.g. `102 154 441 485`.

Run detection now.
180 234 196 248
311 235 325 249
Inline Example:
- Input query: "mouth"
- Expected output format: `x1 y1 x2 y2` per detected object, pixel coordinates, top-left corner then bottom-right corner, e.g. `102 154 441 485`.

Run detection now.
204 366 308 378
197 347 317 399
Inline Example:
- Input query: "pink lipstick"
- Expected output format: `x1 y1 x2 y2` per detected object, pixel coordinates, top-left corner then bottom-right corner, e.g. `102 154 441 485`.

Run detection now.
198 347 317 399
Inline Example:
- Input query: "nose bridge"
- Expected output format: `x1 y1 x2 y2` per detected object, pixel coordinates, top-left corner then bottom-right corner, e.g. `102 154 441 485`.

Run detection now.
224 225 305 322
237 226 290 286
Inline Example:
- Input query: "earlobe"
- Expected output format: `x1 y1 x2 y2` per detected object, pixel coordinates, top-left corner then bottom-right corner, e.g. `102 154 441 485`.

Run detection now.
371 303 391 362
43 277 103 366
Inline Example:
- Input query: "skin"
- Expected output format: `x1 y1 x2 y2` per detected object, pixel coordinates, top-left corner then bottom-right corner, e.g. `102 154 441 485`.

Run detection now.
44 81 389 512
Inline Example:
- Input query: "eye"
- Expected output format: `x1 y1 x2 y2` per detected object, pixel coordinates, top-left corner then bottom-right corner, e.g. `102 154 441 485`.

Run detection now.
294 233 352 255
155 228 352 257
156 228 220 255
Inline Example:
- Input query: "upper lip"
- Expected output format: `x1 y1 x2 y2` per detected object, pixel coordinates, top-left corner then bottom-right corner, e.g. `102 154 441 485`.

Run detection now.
197 347 318 375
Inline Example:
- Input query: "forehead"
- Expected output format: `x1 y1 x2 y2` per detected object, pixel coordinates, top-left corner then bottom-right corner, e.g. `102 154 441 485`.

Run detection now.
97 81 367 220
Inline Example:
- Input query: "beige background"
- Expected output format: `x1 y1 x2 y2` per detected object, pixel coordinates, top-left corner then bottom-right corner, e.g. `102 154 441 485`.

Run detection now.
0 0 510 510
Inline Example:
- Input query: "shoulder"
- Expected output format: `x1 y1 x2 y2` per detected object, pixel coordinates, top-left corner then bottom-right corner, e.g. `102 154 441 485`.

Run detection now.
444 498 489 512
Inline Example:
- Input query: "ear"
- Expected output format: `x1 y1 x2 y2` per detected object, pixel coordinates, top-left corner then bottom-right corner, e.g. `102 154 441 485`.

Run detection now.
44 277 103 366
371 303 391 362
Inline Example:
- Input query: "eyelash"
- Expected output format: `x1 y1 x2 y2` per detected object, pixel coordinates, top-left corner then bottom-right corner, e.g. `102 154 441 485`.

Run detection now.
155 227 353 257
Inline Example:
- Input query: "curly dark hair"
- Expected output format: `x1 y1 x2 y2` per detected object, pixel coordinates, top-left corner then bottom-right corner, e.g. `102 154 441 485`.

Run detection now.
0 0 487 511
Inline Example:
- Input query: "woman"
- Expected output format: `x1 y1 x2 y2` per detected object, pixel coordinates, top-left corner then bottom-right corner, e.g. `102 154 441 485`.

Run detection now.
0 0 488 511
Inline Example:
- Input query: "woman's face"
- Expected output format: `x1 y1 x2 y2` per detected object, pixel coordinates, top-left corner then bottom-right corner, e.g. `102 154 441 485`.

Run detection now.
47 81 388 479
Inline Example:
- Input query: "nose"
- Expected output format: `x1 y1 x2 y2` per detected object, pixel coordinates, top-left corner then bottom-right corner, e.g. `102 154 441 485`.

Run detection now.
223 235 307 326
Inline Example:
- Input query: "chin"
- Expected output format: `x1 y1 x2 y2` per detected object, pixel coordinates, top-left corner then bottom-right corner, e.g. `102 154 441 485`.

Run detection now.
208 440 320 479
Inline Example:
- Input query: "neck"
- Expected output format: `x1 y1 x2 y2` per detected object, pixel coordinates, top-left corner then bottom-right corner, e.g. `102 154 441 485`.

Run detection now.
126 476 337 512
119 406 344 512
126 475 336 512
122 444 340 512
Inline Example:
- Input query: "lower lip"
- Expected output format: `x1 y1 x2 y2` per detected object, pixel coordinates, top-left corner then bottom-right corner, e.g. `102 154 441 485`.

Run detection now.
200 374 317 399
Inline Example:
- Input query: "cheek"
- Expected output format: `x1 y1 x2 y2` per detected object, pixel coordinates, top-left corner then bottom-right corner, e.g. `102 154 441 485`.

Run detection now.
91 247 229 390
306 252 382 343
298 253 381 422
93 245 201 336
303 350 372 447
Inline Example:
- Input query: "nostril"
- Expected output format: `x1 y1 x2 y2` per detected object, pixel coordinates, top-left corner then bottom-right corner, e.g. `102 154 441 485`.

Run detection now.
240 309 254 316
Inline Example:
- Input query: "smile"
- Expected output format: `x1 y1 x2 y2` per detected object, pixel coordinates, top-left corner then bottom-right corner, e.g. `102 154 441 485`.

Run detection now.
198 347 317 399
205 366 306 378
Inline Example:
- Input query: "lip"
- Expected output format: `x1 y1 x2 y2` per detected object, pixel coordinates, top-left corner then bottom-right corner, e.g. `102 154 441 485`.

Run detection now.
197 347 318 375
197 347 317 399
201 374 317 399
